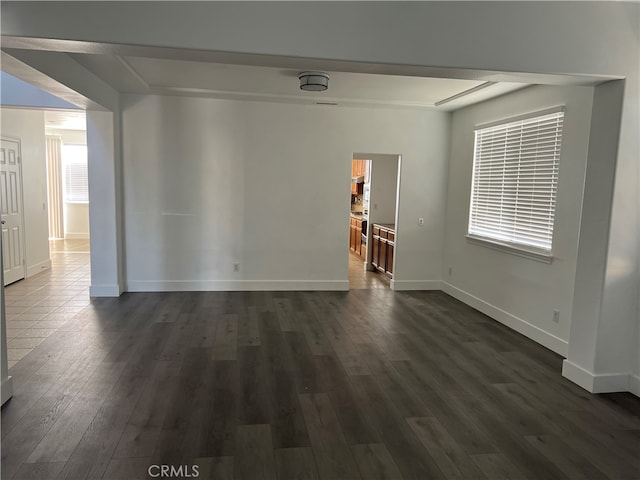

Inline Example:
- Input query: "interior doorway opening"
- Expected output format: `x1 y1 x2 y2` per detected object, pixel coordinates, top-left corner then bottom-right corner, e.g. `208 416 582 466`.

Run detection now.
348 153 401 290
44 110 90 244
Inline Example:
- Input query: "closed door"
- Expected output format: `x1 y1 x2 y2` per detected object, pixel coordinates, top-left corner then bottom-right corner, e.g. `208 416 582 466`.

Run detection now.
1 138 25 285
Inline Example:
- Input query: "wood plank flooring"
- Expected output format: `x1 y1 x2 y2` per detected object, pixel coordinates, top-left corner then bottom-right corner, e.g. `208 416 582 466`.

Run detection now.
2 288 640 479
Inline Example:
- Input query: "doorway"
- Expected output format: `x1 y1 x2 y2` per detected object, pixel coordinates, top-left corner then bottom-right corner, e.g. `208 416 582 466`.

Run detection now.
348 153 401 289
44 110 90 243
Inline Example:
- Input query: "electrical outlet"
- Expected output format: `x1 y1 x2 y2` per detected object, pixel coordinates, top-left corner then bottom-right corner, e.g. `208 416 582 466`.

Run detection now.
552 309 560 323
233 263 240 272
418 217 424 226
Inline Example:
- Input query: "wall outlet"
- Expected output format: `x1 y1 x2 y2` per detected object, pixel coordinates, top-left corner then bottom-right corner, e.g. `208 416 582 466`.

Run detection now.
418 217 424 226
552 309 560 323
233 263 240 272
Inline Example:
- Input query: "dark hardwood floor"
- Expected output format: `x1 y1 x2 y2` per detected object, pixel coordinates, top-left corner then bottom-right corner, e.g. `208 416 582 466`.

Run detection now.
2 289 639 480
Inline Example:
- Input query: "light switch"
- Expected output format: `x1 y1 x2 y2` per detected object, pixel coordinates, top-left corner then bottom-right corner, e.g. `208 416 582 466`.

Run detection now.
418 217 424 226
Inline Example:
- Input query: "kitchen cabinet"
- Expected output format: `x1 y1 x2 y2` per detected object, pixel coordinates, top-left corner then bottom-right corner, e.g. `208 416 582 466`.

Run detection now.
349 215 367 258
352 159 367 177
351 160 367 194
371 223 395 277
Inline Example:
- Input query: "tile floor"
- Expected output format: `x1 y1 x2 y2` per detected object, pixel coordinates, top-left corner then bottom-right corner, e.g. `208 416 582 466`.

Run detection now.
5 239 90 369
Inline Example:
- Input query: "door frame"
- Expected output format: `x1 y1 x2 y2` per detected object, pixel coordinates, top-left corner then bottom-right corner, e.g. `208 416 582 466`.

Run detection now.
349 152 402 290
1 135 28 285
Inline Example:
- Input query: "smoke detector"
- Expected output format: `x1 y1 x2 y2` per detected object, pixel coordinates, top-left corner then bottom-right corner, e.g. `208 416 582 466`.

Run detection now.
298 71 330 92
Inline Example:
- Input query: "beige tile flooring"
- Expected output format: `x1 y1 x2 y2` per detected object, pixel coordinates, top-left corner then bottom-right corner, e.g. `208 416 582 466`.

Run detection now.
4 239 90 369
348 249 390 289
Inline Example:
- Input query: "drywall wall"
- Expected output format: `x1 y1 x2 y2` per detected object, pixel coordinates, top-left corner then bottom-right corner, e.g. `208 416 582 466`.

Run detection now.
442 85 595 356
635 303 640 396
47 128 86 145
0 257 11 405
63 203 89 239
87 109 122 296
122 94 448 290
369 156 398 226
0 108 51 277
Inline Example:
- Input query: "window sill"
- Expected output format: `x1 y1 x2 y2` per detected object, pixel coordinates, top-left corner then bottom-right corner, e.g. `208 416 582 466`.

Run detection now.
64 201 89 205
465 234 553 264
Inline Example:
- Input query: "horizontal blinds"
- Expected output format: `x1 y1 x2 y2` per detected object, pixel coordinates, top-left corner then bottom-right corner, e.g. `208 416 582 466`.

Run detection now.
468 111 564 252
62 145 89 203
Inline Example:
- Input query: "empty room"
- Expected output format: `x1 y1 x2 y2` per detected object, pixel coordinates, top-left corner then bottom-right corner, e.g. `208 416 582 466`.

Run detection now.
1 2 639 480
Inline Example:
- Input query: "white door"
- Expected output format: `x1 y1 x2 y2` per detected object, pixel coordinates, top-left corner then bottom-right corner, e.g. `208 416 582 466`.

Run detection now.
0 138 25 285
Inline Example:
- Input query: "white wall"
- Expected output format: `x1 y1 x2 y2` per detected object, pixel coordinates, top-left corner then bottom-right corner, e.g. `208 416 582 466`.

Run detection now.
0 108 51 277
63 203 89 239
0 256 11 405
47 127 86 145
442 85 595 356
122 94 449 291
369 156 398 226
87 109 122 296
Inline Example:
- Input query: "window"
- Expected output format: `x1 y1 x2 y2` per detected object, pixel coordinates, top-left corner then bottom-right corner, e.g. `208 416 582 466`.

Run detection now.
467 108 564 259
62 144 89 203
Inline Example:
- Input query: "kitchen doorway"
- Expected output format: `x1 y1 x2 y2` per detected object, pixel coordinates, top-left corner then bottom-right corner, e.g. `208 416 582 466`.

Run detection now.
348 153 400 289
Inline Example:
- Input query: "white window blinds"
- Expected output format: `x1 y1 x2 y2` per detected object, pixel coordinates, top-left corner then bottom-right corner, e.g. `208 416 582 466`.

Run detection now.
62 145 89 203
468 109 564 254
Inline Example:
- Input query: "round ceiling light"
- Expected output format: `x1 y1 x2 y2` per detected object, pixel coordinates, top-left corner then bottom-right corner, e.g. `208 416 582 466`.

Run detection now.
298 71 330 91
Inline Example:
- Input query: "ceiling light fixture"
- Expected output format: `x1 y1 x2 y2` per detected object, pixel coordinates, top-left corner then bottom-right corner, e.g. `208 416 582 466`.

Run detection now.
298 71 330 91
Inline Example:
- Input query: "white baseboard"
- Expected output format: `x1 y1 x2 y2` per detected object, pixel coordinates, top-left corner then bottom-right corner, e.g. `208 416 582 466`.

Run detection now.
126 280 350 292
562 360 631 393
1 376 14 406
630 374 640 397
391 280 442 291
441 281 568 357
90 284 123 297
26 259 51 277
562 360 594 392
64 232 90 240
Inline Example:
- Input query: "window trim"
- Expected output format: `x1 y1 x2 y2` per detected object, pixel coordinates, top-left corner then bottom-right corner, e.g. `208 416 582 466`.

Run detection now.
465 234 553 264
467 106 565 261
474 105 565 131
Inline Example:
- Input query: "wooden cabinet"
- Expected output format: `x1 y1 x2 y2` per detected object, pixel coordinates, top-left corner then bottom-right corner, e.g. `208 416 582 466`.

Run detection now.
349 216 367 259
352 159 367 177
351 160 368 194
371 223 395 277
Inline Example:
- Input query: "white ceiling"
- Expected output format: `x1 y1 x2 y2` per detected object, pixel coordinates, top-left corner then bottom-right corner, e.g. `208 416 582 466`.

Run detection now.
70 53 528 110
44 110 86 130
